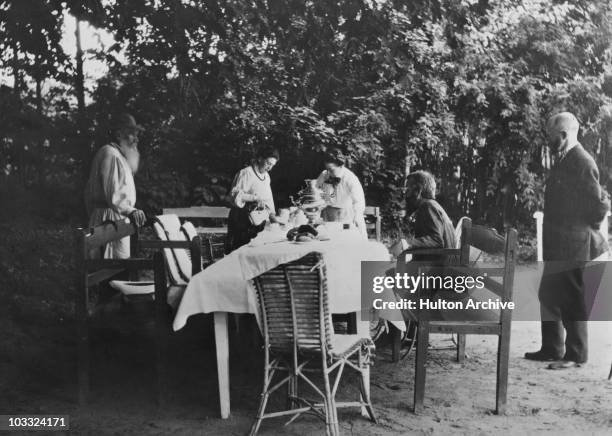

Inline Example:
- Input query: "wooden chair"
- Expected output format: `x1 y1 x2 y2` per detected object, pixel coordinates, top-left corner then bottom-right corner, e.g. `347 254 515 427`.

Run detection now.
163 206 230 266
75 218 201 406
250 252 377 436
364 206 382 241
389 217 473 363
399 219 517 415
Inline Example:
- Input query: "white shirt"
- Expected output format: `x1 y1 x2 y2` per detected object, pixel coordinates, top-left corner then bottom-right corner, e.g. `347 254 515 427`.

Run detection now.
84 144 137 259
315 166 367 237
230 165 275 212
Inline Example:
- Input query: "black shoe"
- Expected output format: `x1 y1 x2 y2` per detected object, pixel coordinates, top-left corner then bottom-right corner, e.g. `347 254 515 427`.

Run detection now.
524 350 562 361
547 360 584 370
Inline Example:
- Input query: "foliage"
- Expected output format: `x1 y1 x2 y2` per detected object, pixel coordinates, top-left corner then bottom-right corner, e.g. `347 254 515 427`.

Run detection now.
2 0 612 233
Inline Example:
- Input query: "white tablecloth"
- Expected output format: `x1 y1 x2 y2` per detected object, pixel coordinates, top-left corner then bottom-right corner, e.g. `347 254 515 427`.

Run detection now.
173 235 390 331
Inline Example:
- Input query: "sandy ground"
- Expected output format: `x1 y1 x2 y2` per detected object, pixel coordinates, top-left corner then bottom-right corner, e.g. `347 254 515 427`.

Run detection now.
2 310 611 435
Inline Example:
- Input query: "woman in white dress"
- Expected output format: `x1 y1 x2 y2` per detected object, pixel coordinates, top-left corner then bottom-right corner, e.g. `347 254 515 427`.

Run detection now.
315 151 367 238
225 147 279 253
84 113 147 259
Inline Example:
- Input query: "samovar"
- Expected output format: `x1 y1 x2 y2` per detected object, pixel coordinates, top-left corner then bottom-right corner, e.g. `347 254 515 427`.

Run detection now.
291 179 327 225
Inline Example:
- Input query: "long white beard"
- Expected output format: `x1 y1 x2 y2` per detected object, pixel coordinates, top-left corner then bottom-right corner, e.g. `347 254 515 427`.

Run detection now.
124 146 140 174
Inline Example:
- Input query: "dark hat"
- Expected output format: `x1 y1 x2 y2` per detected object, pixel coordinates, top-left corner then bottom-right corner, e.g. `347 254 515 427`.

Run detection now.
112 113 144 133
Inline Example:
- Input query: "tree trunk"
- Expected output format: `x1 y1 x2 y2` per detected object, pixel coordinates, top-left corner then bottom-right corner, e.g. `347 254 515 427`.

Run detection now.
75 17 85 115
36 76 43 114
74 16 89 182
12 40 21 97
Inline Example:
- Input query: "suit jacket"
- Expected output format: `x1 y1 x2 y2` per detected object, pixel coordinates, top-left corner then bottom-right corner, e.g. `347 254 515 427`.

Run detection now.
543 144 610 262
410 199 456 263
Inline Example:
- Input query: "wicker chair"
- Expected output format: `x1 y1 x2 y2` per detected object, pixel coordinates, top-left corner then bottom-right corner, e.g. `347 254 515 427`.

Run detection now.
250 252 377 436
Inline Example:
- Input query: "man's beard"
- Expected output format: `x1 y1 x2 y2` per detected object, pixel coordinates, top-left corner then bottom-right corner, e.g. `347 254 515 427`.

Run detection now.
405 197 420 215
124 146 140 174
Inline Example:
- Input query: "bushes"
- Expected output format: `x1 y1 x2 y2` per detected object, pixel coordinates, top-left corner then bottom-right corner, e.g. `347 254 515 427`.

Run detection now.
3 1 612 234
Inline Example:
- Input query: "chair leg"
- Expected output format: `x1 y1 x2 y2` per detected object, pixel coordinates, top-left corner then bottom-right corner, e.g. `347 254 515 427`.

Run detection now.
322 400 333 436
322 366 339 436
358 350 377 423
456 334 466 363
77 319 89 405
413 321 429 414
496 330 511 415
287 374 298 409
249 358 274 436
390 324 402 363
156 319 169 408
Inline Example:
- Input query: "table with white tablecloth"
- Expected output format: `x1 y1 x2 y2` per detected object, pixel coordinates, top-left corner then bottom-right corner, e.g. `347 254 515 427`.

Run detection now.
172 231 390 418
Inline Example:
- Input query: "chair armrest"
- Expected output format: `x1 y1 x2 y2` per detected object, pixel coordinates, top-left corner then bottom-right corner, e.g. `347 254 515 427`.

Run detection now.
86 257 154 271
82 256 156 292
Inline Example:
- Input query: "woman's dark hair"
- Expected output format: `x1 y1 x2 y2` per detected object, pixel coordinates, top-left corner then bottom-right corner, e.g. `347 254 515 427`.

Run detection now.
255 146 280 161
322 149 345 166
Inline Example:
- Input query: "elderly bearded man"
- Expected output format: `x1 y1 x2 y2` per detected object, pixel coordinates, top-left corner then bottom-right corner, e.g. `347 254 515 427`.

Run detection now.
390 170 456 261
84 113 147 259
525 112 610 369
384 171 457 328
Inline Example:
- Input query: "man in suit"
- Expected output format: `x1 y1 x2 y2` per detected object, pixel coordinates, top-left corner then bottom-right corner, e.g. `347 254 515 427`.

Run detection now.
525 112 610 369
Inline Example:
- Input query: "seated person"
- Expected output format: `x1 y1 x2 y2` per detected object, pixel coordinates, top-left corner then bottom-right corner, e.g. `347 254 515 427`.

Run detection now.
387 171 457 323
390 170 456 261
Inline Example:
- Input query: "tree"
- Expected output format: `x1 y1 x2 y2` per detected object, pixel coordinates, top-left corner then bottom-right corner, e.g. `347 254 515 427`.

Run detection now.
3 0 612 236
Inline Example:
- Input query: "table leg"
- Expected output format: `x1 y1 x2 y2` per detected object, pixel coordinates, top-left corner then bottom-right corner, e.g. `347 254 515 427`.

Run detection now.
357 316 370 418
214 312 230 419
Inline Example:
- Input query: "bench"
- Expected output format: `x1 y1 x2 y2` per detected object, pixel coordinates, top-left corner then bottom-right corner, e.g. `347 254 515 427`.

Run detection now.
75 218 201 405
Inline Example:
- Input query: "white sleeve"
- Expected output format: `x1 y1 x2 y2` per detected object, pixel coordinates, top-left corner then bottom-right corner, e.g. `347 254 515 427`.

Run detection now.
349 173 366 216
230 169 258 207
100 152 135 216
263 177 275 212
